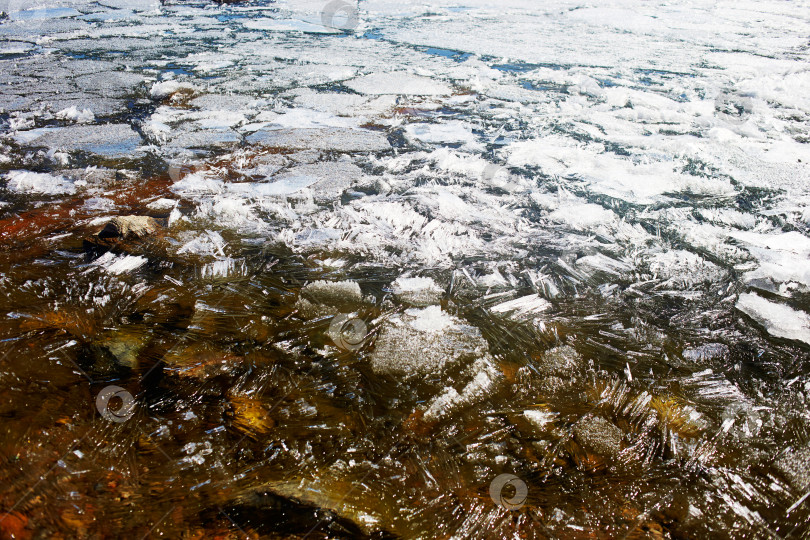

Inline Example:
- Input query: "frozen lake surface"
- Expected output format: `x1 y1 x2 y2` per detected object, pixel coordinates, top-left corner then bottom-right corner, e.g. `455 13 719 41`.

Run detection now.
1 0 809 537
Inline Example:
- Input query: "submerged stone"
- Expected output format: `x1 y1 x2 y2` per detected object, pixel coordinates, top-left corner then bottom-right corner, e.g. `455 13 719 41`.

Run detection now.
535 344 585 398
573 416 624 458
538 344 583 377
370 306 489 377
774 445 810 491
295 280 365 319
99 328 150 368
98 215 160 240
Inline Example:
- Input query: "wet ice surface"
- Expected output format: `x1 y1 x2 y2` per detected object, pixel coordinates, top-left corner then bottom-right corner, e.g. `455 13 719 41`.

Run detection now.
0 0 809 537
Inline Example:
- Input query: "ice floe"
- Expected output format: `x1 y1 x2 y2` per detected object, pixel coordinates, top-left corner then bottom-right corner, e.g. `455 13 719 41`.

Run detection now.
736 292 810 346
4 170 75 195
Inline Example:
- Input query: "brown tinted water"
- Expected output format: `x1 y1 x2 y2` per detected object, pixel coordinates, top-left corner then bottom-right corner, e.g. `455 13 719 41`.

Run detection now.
0 184 807 538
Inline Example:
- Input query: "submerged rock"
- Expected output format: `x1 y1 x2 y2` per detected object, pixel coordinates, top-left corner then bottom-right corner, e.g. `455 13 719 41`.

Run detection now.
538 344 583 377
535 344 585 398
370 306 488 377
228 393 276 438
233 477 398 538
98 215 160 240
294 280 365 319
774 445 810 491
99 328 150 369
573 416 624 459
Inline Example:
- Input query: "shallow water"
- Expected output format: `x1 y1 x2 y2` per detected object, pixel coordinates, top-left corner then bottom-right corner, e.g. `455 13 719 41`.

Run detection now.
1 0 810 538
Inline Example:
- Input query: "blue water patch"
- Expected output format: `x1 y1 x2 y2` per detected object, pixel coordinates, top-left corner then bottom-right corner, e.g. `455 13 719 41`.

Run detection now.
361 29 384 40
521 80 553 91
423 47 472 62
163 63 196 78
491 61 566 73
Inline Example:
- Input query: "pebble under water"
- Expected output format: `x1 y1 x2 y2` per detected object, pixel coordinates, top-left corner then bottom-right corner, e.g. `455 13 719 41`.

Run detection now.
1 0 810 538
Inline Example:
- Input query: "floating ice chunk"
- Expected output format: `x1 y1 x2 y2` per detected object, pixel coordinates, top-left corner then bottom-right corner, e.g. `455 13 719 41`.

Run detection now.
0 42 33 55
548 203 615 231
150 80 197 100
490 294 551 319
371 306 488 376
171 173 224 197
523 410 558 430
290 89 396 118
404 121 477 146
256 108 358 130
19 124 142 158
5 170 75 195
728 231 810 292
405 305 454 332
178 231 226 257
55 106 95 123
92 252 147 275
247 127 390 153
345 72 452 96
647 250 726 289
194 111 247 130
8 7 81 20
74 72 144 99
391 276 443 307
189 94 268 112
242 18 341 34
146 198 178 210
682 343 730 364
736 292 810 346
252 175 319 196
201 258 246 279
424 357 500 421
83 197 116 211
262 161 362 203
165 128 241 151
569 75 604 99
